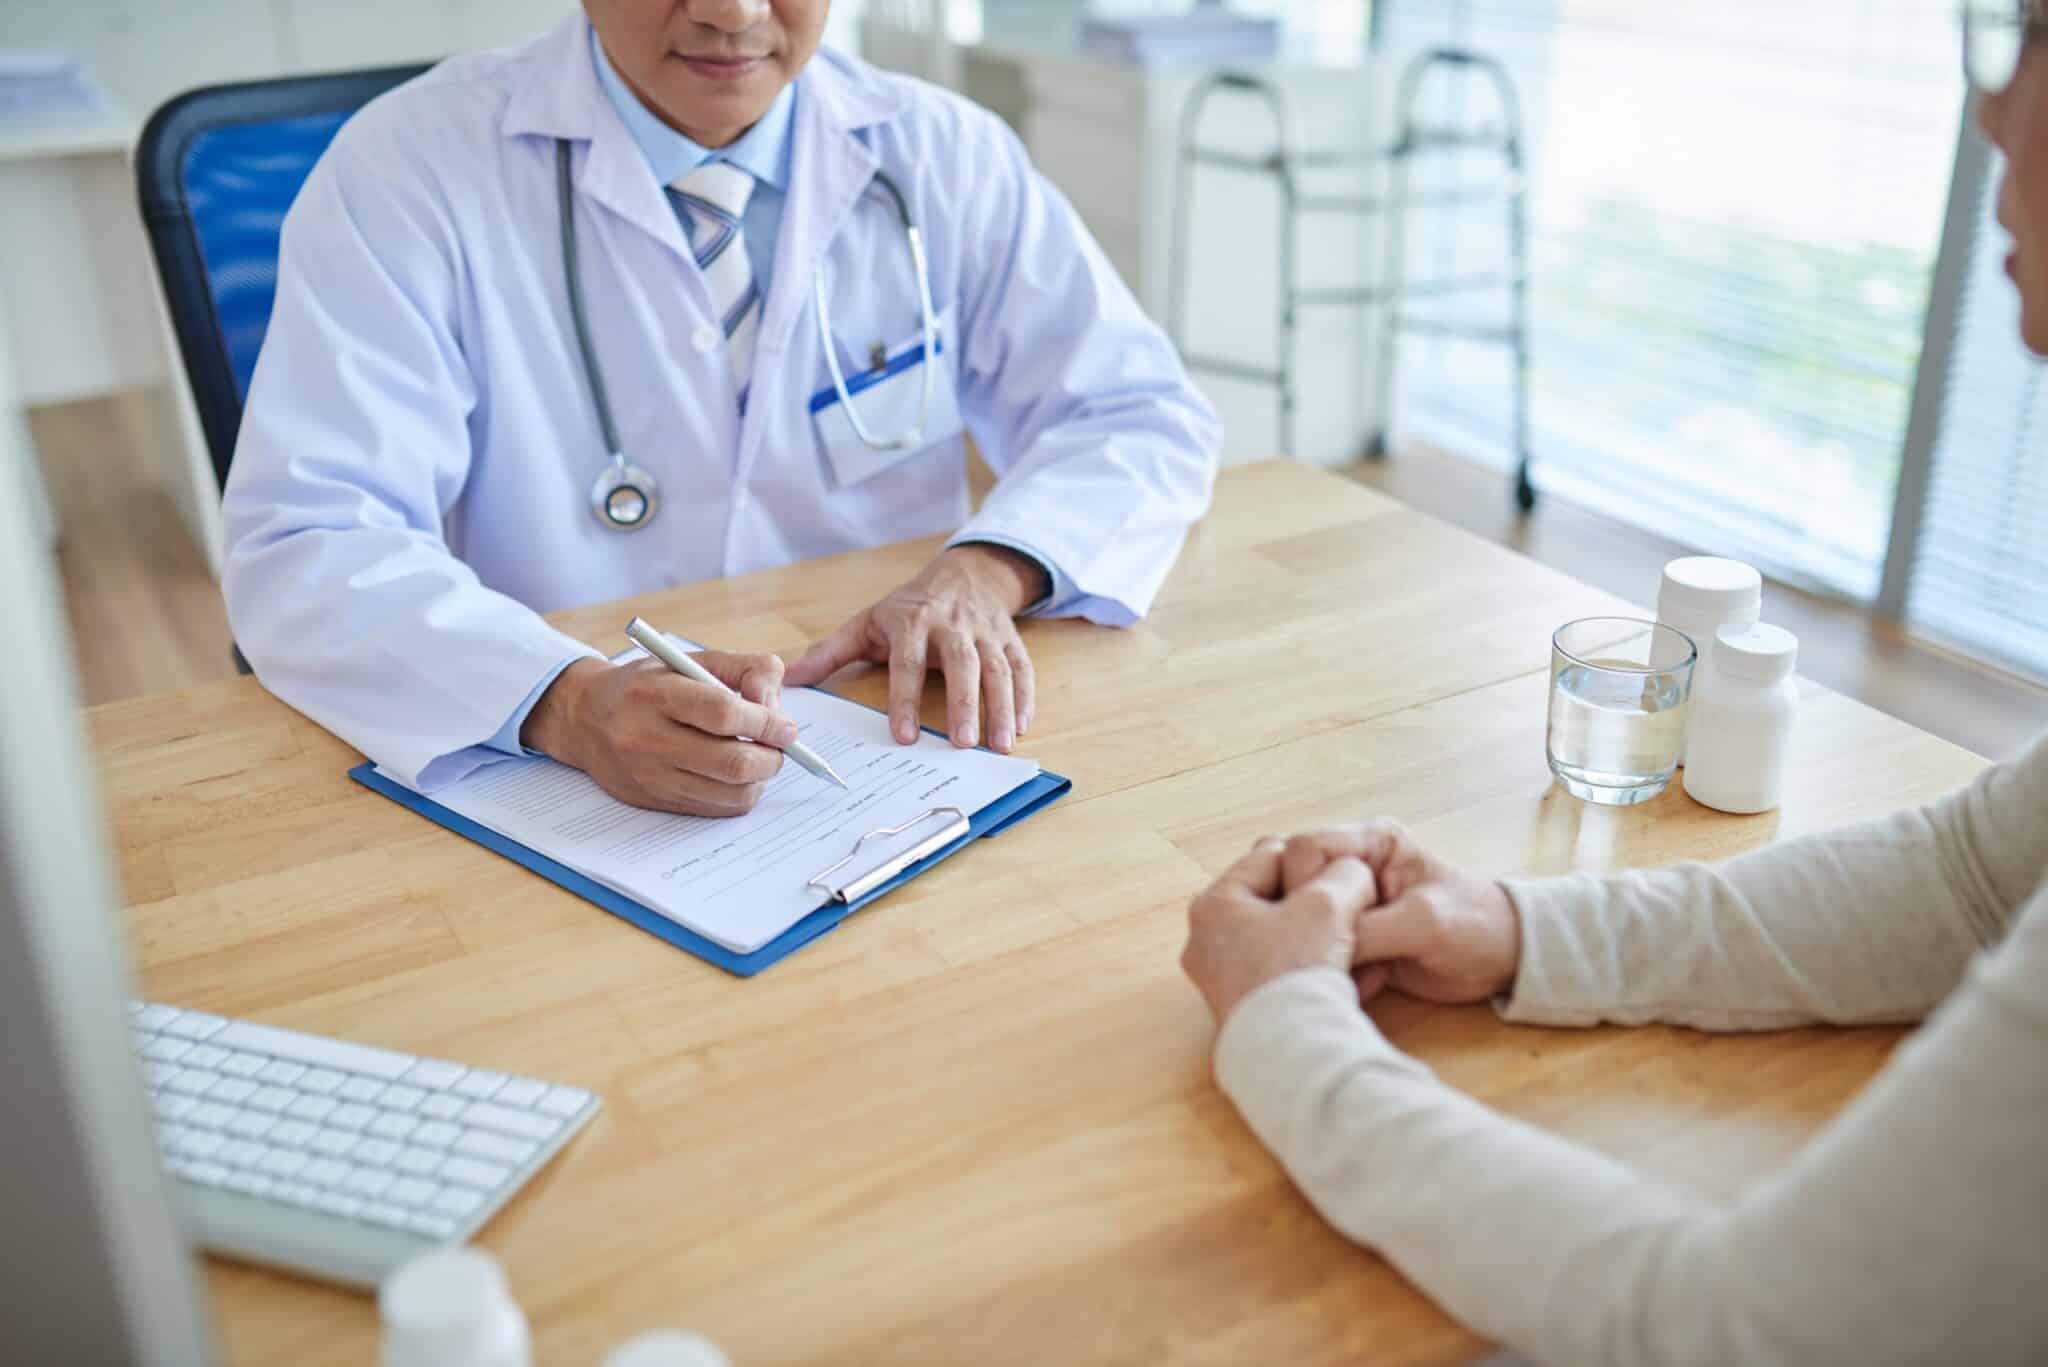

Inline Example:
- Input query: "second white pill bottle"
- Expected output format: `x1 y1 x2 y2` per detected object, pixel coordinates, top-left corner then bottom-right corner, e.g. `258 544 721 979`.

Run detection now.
1682 622 1799 815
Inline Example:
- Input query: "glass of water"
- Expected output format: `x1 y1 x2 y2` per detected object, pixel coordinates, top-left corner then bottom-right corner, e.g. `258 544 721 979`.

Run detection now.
1546 617 1697 806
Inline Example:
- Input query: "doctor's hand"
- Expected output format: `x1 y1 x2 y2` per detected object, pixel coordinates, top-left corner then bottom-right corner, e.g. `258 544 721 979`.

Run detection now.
1181 838 1381 1027
521 652 799 817
783 544 1047 754
1269 821 1523 1007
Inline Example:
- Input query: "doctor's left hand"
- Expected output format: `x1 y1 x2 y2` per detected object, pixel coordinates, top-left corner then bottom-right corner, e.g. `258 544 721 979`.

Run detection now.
784 544 1046 753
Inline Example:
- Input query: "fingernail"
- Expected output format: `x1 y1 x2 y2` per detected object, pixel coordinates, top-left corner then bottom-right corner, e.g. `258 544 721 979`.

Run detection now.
768 718 799 747
895 718 917 744
993 727 1013 751
954 723 976 747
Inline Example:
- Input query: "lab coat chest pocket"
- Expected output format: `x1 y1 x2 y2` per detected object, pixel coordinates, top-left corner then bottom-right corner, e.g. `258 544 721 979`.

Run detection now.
811 306 963 487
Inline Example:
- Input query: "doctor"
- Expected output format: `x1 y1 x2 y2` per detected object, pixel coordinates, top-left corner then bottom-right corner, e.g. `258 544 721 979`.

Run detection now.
222 0 1218 815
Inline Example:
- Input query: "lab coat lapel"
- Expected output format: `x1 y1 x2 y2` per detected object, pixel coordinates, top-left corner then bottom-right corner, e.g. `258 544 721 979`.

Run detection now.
500 15 693 265
736 57 894 484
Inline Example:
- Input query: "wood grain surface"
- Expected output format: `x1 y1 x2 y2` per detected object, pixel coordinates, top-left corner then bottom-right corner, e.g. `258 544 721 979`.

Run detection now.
95 461 1986 1365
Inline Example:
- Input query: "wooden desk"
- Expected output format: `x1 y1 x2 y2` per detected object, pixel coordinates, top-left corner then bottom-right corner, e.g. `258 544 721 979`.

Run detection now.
97 461 1985 1365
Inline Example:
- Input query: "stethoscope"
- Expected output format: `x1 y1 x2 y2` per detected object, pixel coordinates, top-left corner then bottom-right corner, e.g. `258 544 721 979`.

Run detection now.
555 139 939 532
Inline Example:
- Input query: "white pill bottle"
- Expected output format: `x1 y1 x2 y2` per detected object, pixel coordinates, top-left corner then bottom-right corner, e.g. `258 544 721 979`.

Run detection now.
1654 557 1762 764
1682 623 1799 815
604 1331 734 1367
380 1248 531 1367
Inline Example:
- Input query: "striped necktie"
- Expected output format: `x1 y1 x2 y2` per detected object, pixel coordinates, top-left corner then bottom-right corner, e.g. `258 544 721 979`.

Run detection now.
671 160 762 402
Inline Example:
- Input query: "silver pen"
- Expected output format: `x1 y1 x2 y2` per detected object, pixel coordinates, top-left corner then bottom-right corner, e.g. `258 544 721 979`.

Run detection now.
624 617 849 790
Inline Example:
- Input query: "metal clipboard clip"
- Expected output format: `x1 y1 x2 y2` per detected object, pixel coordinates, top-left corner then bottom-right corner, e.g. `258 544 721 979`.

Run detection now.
804 806 971 906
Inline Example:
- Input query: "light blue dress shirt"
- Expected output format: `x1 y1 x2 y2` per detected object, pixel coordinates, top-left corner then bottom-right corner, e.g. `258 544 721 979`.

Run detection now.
588 28 794 299
485 35 1064 759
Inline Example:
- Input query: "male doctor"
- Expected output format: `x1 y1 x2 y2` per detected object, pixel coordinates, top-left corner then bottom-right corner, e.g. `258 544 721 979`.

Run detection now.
222 0 1218 816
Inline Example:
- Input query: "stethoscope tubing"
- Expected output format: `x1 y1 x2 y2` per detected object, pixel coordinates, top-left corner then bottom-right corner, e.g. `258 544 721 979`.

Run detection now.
555 138 938 531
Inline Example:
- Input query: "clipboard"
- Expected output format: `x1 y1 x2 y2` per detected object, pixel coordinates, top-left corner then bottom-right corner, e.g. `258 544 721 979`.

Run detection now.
349 742 1070 979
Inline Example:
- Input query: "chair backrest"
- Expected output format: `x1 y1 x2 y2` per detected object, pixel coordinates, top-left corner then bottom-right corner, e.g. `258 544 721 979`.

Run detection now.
136 65 431 492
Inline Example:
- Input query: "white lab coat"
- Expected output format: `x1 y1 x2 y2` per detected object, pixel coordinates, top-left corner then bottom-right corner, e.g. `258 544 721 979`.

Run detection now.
222 16 1218 790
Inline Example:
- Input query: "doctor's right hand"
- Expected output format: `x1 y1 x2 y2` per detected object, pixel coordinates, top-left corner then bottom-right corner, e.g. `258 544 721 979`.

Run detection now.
521 653 800 817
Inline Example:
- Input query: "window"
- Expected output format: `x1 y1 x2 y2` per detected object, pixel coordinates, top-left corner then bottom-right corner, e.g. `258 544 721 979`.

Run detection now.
1374 1 1965 598
1885 128 2048 681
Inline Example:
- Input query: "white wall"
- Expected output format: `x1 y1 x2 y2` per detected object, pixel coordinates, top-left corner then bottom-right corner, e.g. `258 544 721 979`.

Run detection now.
0 1 574 121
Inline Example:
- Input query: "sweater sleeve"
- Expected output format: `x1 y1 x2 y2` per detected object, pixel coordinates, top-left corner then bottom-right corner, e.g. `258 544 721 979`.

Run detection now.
1498 731 2048 1029
1215 893 2048 1366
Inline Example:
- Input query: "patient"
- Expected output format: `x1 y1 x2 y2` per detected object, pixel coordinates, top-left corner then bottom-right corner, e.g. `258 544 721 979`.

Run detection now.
1180 12 2048 1365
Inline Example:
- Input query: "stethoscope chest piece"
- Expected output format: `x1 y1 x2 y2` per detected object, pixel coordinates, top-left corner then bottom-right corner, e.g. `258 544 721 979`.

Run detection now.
589 456 659 531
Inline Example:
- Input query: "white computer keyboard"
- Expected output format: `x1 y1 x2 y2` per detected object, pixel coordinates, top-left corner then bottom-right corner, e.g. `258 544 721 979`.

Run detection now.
130 1000 600 1289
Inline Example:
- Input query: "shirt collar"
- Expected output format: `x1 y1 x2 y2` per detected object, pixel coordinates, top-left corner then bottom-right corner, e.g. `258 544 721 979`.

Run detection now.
588 26 795 192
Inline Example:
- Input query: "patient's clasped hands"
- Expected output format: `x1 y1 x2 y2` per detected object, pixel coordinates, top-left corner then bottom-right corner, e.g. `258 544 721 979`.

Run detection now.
1181 822 1525 1026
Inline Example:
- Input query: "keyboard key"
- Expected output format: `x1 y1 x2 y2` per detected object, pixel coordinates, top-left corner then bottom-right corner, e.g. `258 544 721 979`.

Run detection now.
300 1158 350 1188
158 1123 195 1151
258 1150 308 1178
219 1138 266 1167
211 1021 414 1080
298 1068 345 1095
393 1146 441 1175
368 1113 419 1141
386 1178 438 1208
419 1095 465 1121
218 1053 266 1078
327 1104 376 1131
341 1169 394 1199
142 1061 181 1091
460 1103 557 1142
272 1182 322 1210
451 1071 508 1100
410 1121 460 1149
268 1120 317 1148
286 1095 338 1123
163 1012 228 1041
222 1172 274 1198
257 1060 307 1086
164 1069 221 1097
402 1059 465 1090
182 1044 230 1070
495 1078 546 1108
133 1004 178 1030
190 1102 235 1130
536 1086 591 1118
453 1131 535 1166
152 1093 199 1121
175 1130 226 1160
337 1077 387 1105
361 1203 409 1229
438 1156 510 1190
307 1128 356 1157
248 1087 296 1114
429 1187 484 1217
179 1160 230 1187
380 1085 427 1112
209 1078 259 1105
313 1192 364 1219
225 1112 276 1140
352 1138 401 1166
405 1214 459 1240
140 1036 192 1063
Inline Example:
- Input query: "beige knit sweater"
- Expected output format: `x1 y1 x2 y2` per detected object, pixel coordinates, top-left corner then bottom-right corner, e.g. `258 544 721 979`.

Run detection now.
1216 732 2048 1366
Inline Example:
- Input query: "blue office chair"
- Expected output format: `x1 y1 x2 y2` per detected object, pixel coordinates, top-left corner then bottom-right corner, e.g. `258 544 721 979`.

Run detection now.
136 64 430 494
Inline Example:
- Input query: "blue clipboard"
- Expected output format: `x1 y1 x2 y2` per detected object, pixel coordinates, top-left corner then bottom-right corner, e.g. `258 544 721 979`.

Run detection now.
348 741 1070 979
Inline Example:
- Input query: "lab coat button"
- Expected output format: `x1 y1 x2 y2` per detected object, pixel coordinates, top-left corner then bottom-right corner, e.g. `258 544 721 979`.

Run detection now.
692 323 720 354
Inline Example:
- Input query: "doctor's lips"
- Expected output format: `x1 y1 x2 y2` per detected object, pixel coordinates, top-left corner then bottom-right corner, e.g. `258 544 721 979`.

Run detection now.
673 52 769 78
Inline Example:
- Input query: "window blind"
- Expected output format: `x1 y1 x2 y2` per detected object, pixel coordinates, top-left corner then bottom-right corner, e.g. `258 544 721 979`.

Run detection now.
1898 133 2048 682
1373 1 1964 598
